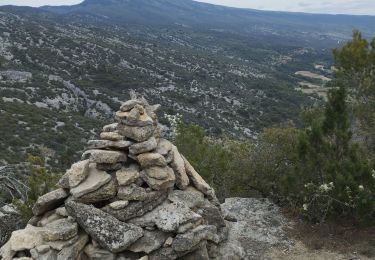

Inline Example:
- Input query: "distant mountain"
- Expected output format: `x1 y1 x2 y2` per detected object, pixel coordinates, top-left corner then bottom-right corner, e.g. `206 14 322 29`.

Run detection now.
41 0 375 45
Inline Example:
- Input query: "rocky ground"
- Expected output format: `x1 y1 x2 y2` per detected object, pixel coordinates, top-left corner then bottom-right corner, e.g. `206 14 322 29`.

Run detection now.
221 198 375 260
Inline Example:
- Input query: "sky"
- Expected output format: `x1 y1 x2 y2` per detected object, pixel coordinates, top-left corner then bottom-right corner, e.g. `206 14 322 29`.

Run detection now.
0 0 374 15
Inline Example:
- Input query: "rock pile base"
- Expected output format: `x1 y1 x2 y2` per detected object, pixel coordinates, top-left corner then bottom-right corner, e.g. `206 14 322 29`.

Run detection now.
0 98 227 260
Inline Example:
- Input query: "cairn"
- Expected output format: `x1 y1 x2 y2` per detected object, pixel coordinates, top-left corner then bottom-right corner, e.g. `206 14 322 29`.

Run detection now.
0 98 227 260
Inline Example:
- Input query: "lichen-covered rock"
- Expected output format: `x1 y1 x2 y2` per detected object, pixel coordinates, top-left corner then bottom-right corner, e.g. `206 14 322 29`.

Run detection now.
129 137 157 155
168 187 205 209
180 240 209 260
41 218 78 241
100 131 124 141
117 184 149 201
116 165 140 186
87 140 133 150
56 232 89 260
130 202 202 232
83 243 115 260
141 166 176 190
65 201 143 253
32 189 69 216
120 99 144 112
172 225 219 252
117 124 156 142
103 191 168 222
82 150 127 164
137 153 167 168
127 230 170 254
102 123 118 132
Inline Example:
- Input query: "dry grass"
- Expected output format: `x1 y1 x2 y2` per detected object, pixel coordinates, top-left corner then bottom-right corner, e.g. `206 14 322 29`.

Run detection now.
284 215 375 259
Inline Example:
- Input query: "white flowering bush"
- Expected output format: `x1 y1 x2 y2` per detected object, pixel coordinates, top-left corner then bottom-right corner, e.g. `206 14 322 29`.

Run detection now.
164 113 183 138
298 167 375 223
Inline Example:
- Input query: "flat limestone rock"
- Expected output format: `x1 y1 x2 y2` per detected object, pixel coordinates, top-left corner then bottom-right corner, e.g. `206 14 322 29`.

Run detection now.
168 187 205 209
137 153 167 168
47 235 79 251
82 150 127 164
41 218 78 242
100 132 124 141
155 139 173 156
32 189 69 216
9 224 44 252
103 191 167 222
142 166 176 190
117 184 149 201
128 230 170 254
197 204 226 229
58 160 90 189
70 165 111 198
109 200 129 210
87 140 133 150
102 123 118 132
180 241 209 260
30 246 58 260
129 137 157 155
116 110 154 127
182 156 213 196
170 146 189 190
116 165 140 186
172 225 219 252
84 243 115 260
120 99 144 112
117 124 155 142
65 201 143 253
130 202 202 232
76 178 117 204
56 232 89 260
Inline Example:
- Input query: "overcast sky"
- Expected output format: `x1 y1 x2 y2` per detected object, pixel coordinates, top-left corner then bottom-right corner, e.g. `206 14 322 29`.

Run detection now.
0 0 374 15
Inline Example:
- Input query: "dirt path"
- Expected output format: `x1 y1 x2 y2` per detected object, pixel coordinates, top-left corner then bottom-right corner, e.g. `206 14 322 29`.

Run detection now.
219 197 375 260
267 241 373 260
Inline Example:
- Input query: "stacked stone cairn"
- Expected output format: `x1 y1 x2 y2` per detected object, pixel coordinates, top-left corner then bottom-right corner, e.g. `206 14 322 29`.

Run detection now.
0 98 228 260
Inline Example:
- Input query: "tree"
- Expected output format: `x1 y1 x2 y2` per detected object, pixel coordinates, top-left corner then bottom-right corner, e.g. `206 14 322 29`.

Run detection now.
13 155 61 221
333 30 375 163
296 84 375 223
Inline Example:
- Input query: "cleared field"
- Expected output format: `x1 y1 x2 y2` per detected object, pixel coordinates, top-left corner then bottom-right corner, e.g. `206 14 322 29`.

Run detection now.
295 82 329 100
295 71 332 82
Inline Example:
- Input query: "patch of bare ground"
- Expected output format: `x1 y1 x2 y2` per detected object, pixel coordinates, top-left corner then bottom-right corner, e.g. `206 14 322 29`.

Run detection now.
267 212 375 260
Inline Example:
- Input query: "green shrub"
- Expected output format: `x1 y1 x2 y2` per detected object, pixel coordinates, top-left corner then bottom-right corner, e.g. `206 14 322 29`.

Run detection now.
13 155 61 222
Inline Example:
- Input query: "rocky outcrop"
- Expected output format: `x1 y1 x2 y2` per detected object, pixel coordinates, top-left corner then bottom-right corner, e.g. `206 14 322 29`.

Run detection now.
0 98 226 259
218 197 293 260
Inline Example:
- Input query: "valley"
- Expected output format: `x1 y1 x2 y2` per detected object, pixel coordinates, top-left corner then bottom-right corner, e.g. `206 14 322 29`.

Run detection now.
0 0 374 169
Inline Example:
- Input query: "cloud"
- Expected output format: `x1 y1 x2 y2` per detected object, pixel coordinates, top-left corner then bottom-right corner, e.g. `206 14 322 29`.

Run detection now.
0 0 83 7
196 0 375 15
0 0 374 15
